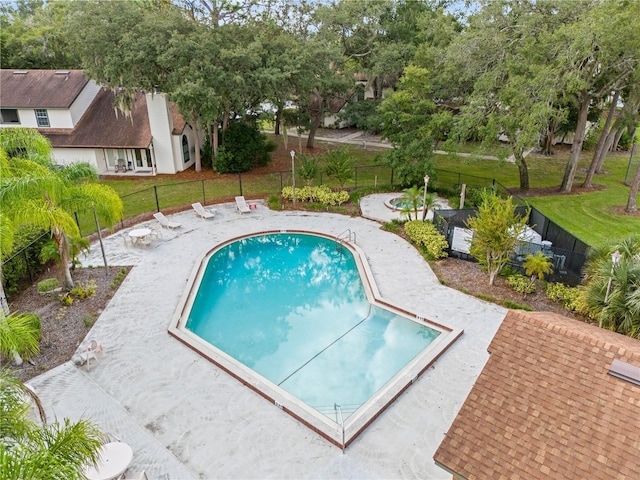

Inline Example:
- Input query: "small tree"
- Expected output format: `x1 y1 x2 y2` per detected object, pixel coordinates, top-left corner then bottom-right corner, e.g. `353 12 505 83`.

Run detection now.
523 251 554 288
323 148 353 189
297 154 321 187
399 185 423 221
466 192 530 286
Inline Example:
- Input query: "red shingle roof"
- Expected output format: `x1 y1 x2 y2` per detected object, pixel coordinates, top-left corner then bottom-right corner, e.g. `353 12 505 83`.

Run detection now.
434 310 640 480
0 70 88 108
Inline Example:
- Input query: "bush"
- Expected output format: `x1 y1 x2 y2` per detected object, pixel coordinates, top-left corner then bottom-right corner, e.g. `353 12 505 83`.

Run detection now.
506 274 536 296
60 293 73 306
267 195 282 211
215 122 275 173
70 280 97 300
37 278 60 294
545 282 583 312
281 185 350 206
404 221 449 260
2 226 50 300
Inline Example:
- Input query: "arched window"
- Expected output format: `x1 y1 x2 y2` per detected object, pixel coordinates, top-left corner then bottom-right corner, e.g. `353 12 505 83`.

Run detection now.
182 135 190 163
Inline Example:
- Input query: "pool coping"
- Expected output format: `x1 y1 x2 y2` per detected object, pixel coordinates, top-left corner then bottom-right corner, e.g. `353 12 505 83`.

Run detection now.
168 229 463 450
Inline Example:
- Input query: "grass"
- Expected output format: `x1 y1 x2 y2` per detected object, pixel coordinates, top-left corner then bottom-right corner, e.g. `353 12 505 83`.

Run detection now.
84 134 637 248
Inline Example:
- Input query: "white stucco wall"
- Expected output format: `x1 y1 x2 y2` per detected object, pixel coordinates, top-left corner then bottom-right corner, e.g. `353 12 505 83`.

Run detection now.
5 108 73 128
51 148 99 169
69 81 101 126
146 92 177 174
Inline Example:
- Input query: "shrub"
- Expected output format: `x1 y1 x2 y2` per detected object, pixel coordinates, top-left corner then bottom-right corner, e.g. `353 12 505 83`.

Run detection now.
506 274 536 296
545 282 583 312
404 221 449 260
281 185 350 206
37 278 60 294
110 268 128 289
60 293 73 306
69 280 97 300
215 122 275 173
3 226 50 300
267 195 281 210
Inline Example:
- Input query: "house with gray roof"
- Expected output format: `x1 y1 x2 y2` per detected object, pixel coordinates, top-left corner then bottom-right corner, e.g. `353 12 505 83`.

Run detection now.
0 69 196 175
434 310 640 479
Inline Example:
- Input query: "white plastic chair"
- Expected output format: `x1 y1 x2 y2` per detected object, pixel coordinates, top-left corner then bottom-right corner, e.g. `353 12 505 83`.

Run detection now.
235 196 251 214
84 340 103 365
192 202 215 219
153 212 181 229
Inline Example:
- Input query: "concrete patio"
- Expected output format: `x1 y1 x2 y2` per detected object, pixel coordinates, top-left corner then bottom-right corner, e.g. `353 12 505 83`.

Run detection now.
28 199 506 479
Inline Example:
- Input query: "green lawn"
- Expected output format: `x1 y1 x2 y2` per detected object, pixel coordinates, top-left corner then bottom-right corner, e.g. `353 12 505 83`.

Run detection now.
91 139 637 248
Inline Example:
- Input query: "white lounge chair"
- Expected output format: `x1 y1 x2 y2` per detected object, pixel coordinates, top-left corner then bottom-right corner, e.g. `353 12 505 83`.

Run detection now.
192 202 215 219
153 212 181 229
235 196 251 214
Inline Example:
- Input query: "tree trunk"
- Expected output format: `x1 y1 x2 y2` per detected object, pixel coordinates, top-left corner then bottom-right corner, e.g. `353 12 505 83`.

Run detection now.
560 92 591 193
307 97 323 149
212 122 219 160
515 152 530 192
0 263 8 316
583 91 619 188
611 126 625 152
625 160 640 213
595 117 622 173
55 230 74 290
191 112 202 173
542 120 556 156
274 108 281 135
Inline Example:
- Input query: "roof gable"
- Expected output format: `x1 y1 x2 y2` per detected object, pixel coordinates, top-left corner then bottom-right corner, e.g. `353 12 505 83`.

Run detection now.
0 70 89 108
434 310 640 480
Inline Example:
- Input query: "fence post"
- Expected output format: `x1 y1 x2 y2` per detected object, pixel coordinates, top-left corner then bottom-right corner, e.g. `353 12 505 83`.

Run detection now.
74 212 81 236
354 166 358 189
201 180 205 203
154 186 160 212
238 174 243 196
279 172 283 191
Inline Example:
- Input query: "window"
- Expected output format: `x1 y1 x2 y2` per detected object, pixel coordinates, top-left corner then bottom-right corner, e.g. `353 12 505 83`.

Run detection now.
182 135 190 163
0 109 20 124
35 109 50 127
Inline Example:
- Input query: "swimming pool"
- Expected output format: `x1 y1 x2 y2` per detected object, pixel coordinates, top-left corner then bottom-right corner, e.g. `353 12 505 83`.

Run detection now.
170 231 461 448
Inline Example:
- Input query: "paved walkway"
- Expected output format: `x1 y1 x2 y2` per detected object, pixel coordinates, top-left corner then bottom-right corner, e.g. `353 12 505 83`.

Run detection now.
29 200 506 479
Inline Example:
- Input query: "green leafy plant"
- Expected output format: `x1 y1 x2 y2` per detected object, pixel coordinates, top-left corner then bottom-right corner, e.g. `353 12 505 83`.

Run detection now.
523 251 554 283
37 278 60 294
281 185 350 206
506 274 536 296
60 293 73 306
110 268 128 289
267 195 281 211
404 221 449 260
545 282 583 312
69 280 97 300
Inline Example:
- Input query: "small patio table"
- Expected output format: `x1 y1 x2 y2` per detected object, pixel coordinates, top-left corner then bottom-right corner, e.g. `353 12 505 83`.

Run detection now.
128 228 152 246
83 442 133 480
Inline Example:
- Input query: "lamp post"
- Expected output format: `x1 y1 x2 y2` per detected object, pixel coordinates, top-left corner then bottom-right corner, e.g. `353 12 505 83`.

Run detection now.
422 175 430 221
603 250 622 325
290 150 296 207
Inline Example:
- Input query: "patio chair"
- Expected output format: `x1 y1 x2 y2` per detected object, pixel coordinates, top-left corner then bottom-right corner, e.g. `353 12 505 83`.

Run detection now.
192 202 215 219
235 196 251 214
82 339 103 366
153 212 181 229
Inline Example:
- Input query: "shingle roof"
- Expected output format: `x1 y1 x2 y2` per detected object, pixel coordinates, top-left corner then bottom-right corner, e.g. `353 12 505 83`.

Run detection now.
0 70 88 108
43 88 151 149
434 310 640 480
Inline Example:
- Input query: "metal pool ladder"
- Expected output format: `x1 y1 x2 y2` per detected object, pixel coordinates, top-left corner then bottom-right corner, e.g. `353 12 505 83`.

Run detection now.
336 229 356 246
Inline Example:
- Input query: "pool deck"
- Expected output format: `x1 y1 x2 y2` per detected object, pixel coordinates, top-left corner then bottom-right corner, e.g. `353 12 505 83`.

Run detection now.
28 198 506 479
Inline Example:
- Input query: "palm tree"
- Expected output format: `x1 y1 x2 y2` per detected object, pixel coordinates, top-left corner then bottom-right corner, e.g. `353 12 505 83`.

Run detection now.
581 235 640 338
0 370 104 479
0 311 41 368
523 251 554 287
1 129 123 290
323 148 354 189
400 185 423 221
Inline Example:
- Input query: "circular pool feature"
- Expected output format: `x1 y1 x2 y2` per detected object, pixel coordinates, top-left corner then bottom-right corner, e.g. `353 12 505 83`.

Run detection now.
384 196 425 212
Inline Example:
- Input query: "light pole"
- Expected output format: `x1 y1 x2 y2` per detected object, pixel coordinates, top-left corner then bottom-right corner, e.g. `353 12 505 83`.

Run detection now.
422 175 430 221
290 150 296 207
603 250 622 325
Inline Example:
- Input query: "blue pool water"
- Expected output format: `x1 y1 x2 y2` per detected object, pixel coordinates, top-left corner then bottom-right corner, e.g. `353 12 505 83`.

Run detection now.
186 233 440 419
